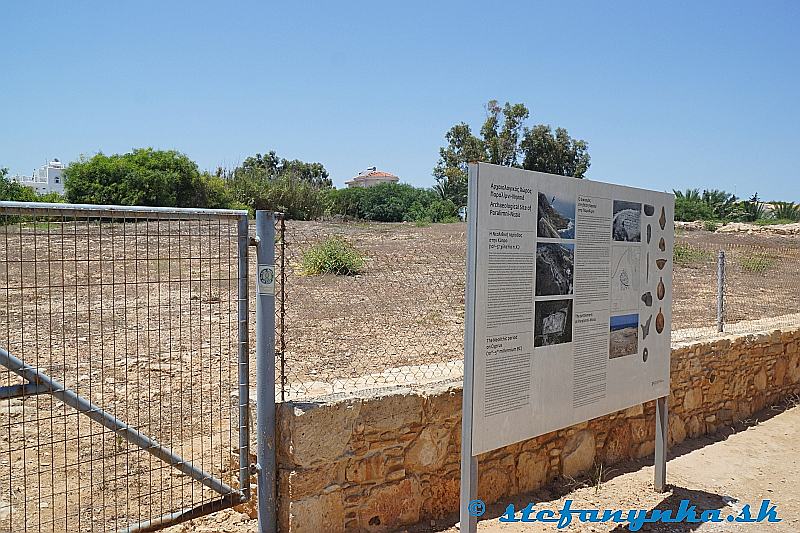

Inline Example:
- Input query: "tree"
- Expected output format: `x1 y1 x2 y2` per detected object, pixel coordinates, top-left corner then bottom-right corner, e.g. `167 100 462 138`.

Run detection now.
233 150 331 188
1 167 38 202
674 195 714 221
433 100 590 206
325 183 458 223
224 150 332 219
739 193 766 222
673 189 702 202
64 149 230 208
701 189 738 220
227 173 326 220
520 125 590 178
771 201 800 222
432 123 484 207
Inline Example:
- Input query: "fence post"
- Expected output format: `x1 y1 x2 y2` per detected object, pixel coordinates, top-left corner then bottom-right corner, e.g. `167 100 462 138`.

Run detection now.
255 211 277 533
717 250 725 333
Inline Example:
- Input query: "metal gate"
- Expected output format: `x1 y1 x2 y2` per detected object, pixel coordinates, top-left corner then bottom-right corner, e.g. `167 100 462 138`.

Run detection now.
0 202 253 532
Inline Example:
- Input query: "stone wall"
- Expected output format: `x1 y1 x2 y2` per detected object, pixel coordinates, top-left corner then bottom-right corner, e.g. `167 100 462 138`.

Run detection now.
275 326 800 532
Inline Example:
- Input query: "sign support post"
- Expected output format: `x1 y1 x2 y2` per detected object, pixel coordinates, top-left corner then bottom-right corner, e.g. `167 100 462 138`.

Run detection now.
654 395 668 492
460 164 481 533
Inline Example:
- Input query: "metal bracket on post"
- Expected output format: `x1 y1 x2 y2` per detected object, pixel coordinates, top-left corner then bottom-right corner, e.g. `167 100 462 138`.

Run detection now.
654 395 668 492
717 250 725 333
255 211 277 533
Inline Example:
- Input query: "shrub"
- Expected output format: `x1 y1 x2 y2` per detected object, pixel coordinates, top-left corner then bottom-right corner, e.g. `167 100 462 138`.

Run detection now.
674 196 714 222
673 242 712 267
300 237 365 275
64 149 231 208
228 173 326 220
325 183 458 223
739 253 774 273
703 220 719 232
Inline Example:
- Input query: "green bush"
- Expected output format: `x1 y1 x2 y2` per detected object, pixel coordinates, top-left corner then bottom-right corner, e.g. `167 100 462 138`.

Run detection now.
703 220 719 232
673 242 712 267
1 168 38 202
739 253 774 273
300 237 365 275
325 183 458 223
64 149 231 208
228 173 326 220
674 196 714 222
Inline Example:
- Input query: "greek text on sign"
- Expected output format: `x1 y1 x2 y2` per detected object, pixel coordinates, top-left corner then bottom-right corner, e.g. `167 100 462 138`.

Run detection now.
465 162 674 454
258 264 275 295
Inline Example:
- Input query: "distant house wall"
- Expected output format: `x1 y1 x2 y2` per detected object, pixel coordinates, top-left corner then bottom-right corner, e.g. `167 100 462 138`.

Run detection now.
345 169 400 188
345 176 400 188
12 160 65 195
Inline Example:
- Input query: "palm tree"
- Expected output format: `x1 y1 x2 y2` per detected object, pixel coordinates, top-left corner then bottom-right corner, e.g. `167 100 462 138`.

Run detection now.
701 189 738 219
771 201 800 222
673 188 702 202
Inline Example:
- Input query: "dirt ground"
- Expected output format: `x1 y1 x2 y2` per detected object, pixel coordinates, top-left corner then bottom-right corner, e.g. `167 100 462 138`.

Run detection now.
279 221 800 393
1 217 799 531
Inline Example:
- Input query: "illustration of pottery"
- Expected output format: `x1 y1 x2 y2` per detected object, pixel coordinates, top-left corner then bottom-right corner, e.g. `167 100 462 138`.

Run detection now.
656 258 667 270
643 347 649 362
641 314 652 339
641 291 652 306
657 277 665 300
659 206 666 230
644 204 655 216
659 237 665 252
656 309 665 333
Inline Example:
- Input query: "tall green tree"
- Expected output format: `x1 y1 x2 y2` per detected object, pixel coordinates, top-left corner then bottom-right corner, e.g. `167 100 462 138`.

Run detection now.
433 100 590 206
519 125 590 179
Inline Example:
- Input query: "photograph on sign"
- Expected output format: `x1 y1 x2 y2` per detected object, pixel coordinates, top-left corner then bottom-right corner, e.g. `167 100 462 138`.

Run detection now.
464 163 674 455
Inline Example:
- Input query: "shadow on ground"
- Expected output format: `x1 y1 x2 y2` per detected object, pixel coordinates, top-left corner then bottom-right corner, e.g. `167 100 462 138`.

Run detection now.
411 399 797 532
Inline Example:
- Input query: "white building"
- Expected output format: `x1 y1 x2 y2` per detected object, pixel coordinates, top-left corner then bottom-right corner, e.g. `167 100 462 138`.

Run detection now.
344 167 399 188
12 159 66 196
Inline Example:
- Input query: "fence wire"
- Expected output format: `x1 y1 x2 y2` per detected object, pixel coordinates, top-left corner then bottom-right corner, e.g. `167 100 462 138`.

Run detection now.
0 210 247 532
276 220 466 399
277 220 800 400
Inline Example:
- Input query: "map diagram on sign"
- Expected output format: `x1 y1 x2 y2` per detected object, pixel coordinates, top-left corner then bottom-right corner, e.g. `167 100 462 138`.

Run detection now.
611 246 640 312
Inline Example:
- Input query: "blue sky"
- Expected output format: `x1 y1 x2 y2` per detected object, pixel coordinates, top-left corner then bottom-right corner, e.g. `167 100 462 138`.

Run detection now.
2 1 798 200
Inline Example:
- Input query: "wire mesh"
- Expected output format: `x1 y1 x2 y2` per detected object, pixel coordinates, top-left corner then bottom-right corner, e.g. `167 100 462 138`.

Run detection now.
277 220 800 400
671 224 800 339
276 220 466 399
0 208 248 532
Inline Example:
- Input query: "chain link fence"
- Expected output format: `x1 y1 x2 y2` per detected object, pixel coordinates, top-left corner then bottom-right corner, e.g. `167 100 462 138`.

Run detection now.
0 205 250 532
276 220 800 400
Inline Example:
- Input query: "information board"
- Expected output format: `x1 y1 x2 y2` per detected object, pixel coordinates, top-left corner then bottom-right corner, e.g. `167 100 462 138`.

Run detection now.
464 163 674 454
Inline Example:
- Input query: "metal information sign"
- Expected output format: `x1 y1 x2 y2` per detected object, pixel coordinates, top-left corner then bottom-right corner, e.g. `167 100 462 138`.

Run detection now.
460 163 674 531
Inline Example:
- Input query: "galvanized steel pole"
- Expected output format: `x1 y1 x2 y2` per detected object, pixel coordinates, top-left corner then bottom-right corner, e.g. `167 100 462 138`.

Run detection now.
238 214 252 501
255 211 277 533
717 250 725 333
